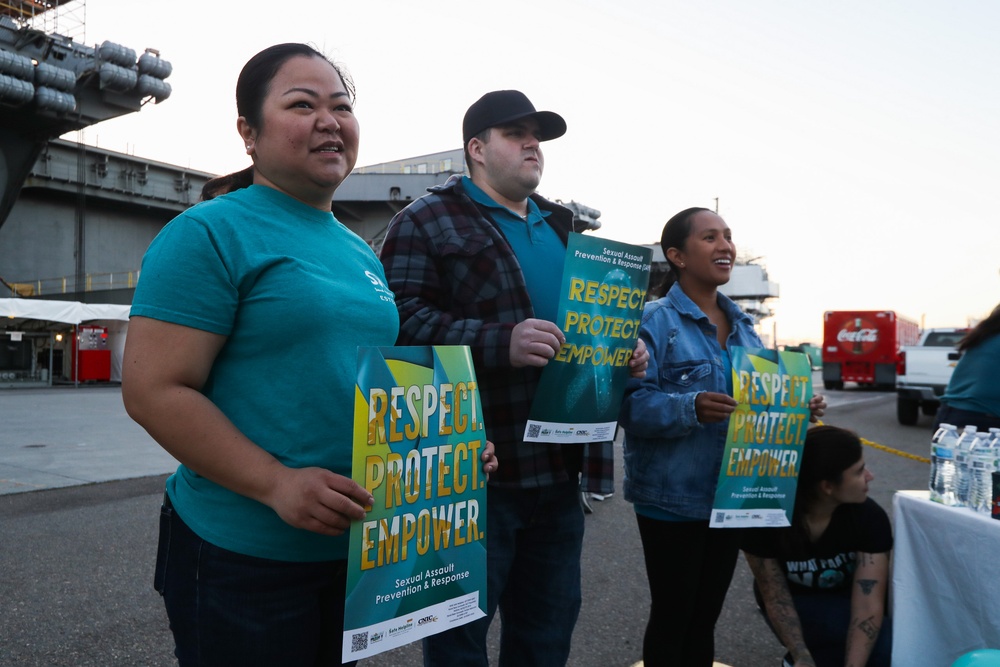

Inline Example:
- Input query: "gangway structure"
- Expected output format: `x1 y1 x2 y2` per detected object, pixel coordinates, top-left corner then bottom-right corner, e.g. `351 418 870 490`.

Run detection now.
0 0 171 230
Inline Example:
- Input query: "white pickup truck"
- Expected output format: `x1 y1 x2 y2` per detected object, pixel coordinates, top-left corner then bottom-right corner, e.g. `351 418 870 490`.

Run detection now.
895 328 969 425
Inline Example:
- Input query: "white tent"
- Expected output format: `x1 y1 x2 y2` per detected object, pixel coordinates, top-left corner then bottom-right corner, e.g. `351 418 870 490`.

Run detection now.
0 298 131 385
0 298 130 324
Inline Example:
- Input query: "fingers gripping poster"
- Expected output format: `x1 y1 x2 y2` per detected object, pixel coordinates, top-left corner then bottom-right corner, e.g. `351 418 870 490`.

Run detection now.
344 346 487 661
710 347 813 528
524 233 652 444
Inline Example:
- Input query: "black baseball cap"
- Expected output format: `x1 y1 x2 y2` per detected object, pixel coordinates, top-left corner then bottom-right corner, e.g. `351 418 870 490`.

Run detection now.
462 90 567 145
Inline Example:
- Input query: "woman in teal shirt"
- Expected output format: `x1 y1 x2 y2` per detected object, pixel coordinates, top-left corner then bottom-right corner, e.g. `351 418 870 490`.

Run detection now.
122 43 494 666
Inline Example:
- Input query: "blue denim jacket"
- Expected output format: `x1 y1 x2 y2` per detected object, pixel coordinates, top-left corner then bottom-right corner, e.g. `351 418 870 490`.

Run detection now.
620 283 762 520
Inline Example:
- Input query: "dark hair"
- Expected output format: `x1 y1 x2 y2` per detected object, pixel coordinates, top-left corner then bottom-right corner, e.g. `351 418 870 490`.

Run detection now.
463 128 491 177
781 425 864 549
650 207 713 298
206 43 355 199
958 303 1000 352
201 166 253 201
795 425 863 518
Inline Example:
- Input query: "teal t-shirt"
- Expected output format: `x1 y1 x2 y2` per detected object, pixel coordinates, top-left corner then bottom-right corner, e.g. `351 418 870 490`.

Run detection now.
941 334 1000 417
462 176 564 322
131 185 399 561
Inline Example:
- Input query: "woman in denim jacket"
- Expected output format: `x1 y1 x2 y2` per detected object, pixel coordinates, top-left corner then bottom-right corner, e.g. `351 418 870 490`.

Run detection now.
620 207 824 666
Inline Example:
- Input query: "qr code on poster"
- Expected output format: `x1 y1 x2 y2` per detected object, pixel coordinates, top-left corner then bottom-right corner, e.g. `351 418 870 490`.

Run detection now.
527 424 541 438
714 512 726 524
351 632 368 653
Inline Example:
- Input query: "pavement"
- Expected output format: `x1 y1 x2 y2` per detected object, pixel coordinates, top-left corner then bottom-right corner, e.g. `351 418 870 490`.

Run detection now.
0 385 177 496
0 381 927 666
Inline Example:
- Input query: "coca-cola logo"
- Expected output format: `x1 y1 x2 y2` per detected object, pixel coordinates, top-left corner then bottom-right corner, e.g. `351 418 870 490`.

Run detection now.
837 318 879 354
837 329 879 343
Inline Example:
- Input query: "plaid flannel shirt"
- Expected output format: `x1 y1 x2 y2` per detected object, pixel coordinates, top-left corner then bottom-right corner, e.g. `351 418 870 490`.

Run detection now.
379 175 613 493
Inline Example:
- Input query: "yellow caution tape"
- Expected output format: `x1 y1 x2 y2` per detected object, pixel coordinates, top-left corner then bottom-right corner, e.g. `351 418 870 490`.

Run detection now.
859 437 930 464
815 420 930 464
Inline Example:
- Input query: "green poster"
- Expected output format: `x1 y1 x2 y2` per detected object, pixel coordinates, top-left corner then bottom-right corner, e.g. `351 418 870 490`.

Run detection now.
709 347 813 528
343 346 487 661
524 233 652 444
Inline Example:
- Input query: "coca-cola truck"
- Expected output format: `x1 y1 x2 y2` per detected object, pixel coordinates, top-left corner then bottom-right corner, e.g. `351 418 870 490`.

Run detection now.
821 310 920 391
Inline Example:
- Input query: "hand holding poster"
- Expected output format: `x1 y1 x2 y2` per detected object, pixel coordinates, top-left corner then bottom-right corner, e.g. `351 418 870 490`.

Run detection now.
344 346 487 661
524 233 652 444
710 347 813 528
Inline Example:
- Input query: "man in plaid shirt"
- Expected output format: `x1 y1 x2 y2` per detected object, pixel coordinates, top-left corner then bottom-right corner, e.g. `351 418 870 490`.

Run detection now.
379 90 648 666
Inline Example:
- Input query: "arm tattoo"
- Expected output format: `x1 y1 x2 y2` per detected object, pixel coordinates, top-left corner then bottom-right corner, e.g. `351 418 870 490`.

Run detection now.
857 615 880 641
748 556 814 663
856 578 877 595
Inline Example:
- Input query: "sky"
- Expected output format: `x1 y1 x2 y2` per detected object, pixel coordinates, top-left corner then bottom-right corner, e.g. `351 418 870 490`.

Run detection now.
66 0 1000 344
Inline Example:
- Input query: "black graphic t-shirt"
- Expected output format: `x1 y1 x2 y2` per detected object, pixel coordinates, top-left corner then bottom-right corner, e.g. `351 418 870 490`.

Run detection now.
742 497 892 597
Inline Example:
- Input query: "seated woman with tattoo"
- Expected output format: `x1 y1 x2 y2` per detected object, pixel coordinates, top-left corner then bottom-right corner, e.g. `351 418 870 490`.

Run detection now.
743 425 892 667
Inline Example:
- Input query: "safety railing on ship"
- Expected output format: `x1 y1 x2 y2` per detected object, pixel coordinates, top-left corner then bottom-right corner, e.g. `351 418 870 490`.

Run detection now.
7 271 139 297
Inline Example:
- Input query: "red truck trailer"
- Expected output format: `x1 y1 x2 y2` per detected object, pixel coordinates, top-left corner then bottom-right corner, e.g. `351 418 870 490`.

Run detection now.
821 310 920 391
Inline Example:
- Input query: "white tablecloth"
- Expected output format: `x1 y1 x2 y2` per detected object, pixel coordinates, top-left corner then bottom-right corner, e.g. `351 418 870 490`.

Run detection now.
892 490 1000 666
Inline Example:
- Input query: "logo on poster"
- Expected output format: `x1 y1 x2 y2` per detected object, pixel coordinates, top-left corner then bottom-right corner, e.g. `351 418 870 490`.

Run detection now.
387 619 414 636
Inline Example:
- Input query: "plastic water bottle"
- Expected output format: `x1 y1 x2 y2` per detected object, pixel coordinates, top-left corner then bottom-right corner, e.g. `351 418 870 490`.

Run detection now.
929 424 947 501
955 425 979 507
968 433 997 515
930 423 959 505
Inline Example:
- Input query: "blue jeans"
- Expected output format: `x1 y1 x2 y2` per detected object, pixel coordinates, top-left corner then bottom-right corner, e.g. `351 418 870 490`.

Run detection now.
422 481 585 667
764 593 892 667
155 497 357 667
